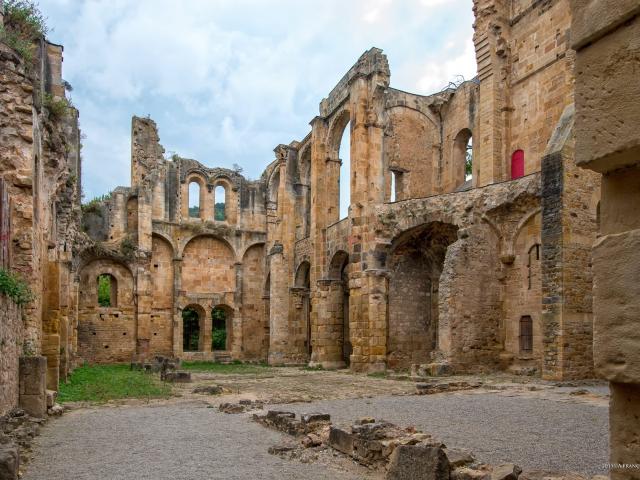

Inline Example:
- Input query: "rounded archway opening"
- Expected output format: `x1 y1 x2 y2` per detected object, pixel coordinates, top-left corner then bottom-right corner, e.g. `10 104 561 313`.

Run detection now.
212 305 233 351
182 306 204 352
453 129 473 187
387 221 459 370
328 251 351 366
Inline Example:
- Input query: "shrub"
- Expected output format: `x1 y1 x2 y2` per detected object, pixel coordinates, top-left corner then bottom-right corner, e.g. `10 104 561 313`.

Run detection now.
120 236 136 258
212 328 226 350
43 93 70 121
0 0 48 63
0 269 34 305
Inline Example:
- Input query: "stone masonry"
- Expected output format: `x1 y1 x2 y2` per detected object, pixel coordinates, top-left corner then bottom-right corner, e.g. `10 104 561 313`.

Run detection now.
69 0 600 383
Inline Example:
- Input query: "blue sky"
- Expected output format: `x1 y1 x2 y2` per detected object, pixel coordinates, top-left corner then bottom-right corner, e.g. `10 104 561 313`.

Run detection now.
37 0 476 201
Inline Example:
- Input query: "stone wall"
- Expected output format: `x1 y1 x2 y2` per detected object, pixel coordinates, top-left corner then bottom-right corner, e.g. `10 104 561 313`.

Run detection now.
0 295 22 417
571 0 640 476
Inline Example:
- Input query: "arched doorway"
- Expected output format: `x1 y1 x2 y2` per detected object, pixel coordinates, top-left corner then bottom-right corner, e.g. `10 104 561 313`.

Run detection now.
212 305 233 351
328 251 350 366
182 305 204 352
387 222 458 369
453 129 473 187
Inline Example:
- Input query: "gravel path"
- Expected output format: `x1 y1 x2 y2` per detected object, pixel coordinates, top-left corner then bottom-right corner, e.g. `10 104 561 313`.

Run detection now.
273 391 609 476
23 391 609 479
22 401 366 480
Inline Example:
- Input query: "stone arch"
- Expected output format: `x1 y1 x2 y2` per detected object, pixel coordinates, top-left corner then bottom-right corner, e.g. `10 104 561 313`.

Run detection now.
384 105 440 199
181 235 236 294
77 258 136 363
184 172 207 219
179 233 236 260
295 261 311 287
453 128 473 188
387 222 458 370
324 250 351 366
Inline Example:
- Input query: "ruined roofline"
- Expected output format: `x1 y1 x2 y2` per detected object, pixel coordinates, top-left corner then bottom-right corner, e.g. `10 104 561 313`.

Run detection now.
319 47 390 118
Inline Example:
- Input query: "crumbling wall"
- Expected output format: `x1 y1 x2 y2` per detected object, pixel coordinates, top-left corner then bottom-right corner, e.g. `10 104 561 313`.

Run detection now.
77 259 136 363
0 295 22 416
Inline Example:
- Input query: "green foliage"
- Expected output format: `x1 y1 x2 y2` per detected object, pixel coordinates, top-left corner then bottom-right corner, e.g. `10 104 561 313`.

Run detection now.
57 364 172 403
214 202 225 221
0 0 47 63
120 236 136 258
212 327 226 350
181 361 270 375
97 274 111 307
211 307 227 350
43 93 70 121
81 193 111 215
182 309 200 351
0 269 33 306
188 206 200 218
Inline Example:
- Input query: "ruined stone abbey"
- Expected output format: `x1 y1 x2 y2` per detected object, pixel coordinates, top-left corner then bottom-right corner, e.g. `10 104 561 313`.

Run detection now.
1 0 607 407
74 0 602 379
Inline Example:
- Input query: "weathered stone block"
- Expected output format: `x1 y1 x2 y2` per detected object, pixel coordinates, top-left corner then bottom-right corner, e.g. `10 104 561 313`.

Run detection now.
385 444 449 480
328 426 354 455
571 0 640 50
18 356 47 418
574 13 640 173
300 413 330 425
162 371 191 383
444 448 475 468
592 229 640 383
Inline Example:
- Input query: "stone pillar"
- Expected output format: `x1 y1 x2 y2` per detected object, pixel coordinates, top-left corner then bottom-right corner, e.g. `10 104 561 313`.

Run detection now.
472 0 511 187
571 2 640 478
19 356 47 417
311 279 346 369
268 243 289 364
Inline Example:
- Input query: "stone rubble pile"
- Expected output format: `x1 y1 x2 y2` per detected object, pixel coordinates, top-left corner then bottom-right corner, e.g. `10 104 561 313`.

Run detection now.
0 408 50 479
219 399 264 414
255 410 602 480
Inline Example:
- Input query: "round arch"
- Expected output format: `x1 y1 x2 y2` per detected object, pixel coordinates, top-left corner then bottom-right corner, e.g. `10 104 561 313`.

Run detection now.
179 233 236 260
328 250 349 281
294 261 311 288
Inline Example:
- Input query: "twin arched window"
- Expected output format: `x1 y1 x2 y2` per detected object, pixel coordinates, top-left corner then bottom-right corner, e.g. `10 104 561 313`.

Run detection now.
187 179 226 221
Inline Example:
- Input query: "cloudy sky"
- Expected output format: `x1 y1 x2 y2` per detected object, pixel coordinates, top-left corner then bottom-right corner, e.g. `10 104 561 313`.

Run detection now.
37 0 476 201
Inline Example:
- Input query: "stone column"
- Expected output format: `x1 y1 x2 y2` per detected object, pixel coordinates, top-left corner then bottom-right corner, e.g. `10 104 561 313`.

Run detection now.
267 243 289 364
19 356 47 417
571 2 640 478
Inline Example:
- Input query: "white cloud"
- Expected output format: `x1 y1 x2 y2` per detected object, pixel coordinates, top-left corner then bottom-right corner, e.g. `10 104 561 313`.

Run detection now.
39 0 476 198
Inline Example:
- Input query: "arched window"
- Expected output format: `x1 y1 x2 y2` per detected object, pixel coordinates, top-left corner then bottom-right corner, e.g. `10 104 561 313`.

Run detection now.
188 181 201 218
212 306 232 351
519 316 533 353
511 150 525 179
182 307 201 351
527 243 540 290
214 185 226 221
390 171 397 202
339 121 351 219
97 274 117 307
453 129 473 185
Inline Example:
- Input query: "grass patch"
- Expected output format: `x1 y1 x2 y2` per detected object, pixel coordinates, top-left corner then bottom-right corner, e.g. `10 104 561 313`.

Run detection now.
367 371 387 379
58 364 172 403
181 361 269 374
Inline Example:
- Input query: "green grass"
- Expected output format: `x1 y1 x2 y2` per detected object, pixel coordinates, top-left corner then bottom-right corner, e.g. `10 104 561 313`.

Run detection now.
58 364 172 403
181 361 269 374
367 371 387 379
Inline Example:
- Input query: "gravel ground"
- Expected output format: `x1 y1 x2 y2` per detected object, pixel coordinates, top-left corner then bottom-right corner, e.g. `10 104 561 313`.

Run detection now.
22 401 369 480
272 391 609 476
22 389 609 479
